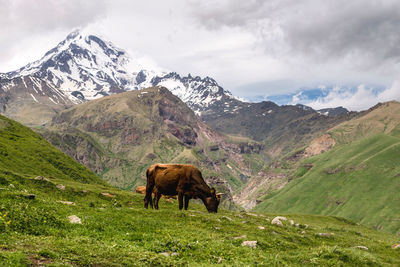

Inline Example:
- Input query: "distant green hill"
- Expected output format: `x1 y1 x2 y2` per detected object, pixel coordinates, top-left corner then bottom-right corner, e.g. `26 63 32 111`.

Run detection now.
0 114 104 185
255 101 400 235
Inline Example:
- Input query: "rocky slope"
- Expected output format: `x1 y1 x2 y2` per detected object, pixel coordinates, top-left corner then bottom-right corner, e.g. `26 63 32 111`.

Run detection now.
0 75 73 125
201 99 358 158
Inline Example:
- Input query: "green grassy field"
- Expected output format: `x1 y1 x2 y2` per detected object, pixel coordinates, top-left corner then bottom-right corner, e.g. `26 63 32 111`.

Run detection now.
1 172 400 266
1 113 400 266
255 102 400 235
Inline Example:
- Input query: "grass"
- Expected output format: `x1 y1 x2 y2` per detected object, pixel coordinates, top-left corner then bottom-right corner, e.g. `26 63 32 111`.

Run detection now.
0 115 103 185
255 134 400 235
1 108 400 266
1 172 400 266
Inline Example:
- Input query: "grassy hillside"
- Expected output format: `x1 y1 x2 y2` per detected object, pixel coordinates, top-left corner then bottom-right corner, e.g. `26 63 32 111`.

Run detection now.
1 171 400 266
1 112 399 266
255 101 400 235
0 114 103 185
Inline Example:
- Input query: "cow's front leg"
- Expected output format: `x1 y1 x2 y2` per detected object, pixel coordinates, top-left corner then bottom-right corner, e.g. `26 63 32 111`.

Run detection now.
178 192 184 210
184 195 190 210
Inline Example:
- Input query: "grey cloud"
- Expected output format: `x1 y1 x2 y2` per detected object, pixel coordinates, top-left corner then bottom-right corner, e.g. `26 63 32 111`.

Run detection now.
0 0 107 34
0 0 107 71
189 0 400 67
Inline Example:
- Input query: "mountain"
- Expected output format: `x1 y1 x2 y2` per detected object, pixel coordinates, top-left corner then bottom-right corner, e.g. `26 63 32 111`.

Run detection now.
254 101 400 234
39 87 272 210
150 72 236 115
1 30 237 119
6 30 163 102
201 99 357 158
317 106 349 116
0 75 73 126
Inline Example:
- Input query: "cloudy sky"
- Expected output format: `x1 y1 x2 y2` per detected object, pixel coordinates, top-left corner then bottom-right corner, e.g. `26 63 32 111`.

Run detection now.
1 0 400 110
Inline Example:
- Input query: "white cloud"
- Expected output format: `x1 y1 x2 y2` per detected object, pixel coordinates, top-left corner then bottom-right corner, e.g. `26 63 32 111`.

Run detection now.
304 82 400 111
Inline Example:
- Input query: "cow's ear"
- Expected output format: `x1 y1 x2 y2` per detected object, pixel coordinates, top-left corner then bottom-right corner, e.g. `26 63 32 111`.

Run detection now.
210 188 215 194
216 193 224 201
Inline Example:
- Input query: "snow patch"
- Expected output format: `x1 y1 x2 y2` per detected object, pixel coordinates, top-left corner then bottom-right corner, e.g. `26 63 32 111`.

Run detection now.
30 94 38 103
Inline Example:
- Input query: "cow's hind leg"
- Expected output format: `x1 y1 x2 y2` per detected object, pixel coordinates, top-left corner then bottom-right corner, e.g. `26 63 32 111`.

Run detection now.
154 191 162 210
178 192 184 210
144 183 154 209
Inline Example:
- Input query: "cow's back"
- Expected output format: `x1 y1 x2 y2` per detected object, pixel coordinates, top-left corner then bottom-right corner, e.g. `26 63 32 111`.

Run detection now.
151 164 199 196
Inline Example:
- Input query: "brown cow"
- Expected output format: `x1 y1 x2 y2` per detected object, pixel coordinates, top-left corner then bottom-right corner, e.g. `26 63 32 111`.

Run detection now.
144 164 223 213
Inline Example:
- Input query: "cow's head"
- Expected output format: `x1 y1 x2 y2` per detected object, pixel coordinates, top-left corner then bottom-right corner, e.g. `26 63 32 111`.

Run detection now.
205 188 224 213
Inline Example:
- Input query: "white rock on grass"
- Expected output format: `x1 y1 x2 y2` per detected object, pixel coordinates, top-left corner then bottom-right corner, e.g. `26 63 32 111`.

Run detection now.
241 241 257 248
355 246 368 250
68 215 82 224
271 216 287 226
34 176 50 181
317 233 332 237
159 252 178 257
57 201 75 205
56 184 66 190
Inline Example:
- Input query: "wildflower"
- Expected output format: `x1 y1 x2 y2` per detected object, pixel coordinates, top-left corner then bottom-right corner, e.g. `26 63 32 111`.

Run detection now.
6 221 10 225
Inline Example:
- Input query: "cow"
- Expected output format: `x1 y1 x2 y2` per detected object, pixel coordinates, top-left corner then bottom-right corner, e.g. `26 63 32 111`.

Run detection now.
144 164 223 213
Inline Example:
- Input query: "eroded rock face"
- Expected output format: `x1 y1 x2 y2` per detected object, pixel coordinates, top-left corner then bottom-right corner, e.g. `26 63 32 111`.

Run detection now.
304 134 336 157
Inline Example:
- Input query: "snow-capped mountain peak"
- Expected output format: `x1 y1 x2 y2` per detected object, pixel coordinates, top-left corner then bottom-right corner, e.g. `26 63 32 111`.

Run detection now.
7 30 165 102
4 30 236 114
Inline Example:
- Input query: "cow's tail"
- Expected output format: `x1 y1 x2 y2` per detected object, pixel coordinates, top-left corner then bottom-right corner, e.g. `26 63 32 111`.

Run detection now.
144 166 155 209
